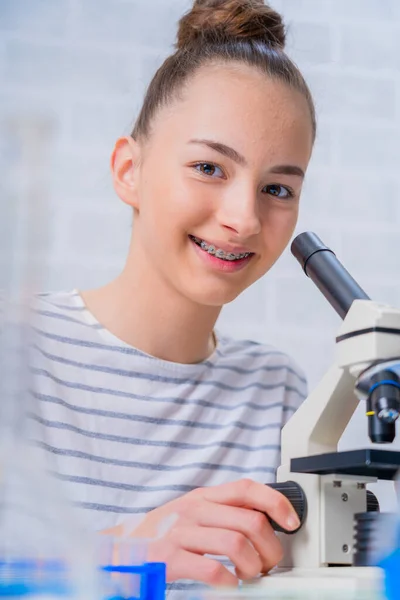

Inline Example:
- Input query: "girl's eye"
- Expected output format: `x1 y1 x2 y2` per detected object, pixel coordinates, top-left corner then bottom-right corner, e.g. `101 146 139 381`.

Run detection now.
264 184 294 200
194 162 224 178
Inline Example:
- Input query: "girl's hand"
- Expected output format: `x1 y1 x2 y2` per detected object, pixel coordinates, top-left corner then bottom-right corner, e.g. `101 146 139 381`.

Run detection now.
104 478 299 586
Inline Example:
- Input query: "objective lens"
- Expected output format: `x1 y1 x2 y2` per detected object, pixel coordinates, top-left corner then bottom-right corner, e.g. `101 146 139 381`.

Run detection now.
367 370 400 444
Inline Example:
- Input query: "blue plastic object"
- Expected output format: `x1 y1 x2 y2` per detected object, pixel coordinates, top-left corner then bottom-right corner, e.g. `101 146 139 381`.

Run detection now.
379 524 400 600
0 559 70 597
102 562 166 600
0 560 166 600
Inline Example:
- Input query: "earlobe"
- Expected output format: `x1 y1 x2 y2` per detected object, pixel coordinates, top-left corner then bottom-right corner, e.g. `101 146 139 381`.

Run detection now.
110 136 141 209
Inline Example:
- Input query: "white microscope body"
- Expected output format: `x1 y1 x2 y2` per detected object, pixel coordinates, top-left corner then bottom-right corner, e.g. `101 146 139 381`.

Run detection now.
259 233 400 596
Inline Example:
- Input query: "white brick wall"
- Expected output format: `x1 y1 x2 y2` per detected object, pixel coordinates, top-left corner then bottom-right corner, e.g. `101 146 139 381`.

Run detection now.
1 0 400 506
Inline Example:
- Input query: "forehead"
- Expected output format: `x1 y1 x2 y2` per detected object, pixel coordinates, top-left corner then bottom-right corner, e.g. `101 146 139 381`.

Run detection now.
152 62 313 163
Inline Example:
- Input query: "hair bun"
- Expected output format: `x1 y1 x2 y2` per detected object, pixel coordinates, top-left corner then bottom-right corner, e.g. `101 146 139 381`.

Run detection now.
176 0 286 51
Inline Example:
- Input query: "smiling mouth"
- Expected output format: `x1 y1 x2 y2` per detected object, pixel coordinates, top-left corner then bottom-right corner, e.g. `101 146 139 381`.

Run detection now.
188 234 254 262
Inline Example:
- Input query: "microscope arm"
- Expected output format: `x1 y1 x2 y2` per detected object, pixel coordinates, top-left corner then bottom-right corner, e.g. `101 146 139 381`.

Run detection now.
280 363 356 465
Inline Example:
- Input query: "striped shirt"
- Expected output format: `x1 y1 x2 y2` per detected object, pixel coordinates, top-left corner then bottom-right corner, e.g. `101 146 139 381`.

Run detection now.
30 290 307 593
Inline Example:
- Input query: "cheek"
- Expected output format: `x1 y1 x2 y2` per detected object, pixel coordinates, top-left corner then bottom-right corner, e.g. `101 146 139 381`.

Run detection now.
261 205 299 254
139 174 213 250
160 178 214 225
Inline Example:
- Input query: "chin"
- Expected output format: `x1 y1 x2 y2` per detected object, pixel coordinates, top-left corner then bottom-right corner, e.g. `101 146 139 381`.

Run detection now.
185 282 246 307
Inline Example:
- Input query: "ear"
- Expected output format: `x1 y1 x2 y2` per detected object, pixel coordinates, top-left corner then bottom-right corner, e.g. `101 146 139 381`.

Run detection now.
110 136 142 210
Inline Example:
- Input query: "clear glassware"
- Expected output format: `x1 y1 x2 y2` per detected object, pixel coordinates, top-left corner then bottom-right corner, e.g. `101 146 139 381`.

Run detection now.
0 115 99 600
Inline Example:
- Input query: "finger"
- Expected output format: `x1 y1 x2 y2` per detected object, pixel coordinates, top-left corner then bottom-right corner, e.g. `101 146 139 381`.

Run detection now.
147 540 238 586
166 549 238 586
101 524 123 536
200 479 300 532
170 525 262 581
190 500 283 573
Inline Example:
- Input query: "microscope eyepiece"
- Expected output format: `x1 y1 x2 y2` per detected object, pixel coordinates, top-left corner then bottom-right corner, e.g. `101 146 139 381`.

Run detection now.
291 232 370 319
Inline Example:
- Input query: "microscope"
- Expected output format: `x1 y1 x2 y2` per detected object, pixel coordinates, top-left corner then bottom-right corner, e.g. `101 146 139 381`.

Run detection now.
261 232 400 595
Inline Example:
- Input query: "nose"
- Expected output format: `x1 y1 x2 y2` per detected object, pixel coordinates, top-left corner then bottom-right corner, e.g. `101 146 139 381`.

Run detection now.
216 182 262 239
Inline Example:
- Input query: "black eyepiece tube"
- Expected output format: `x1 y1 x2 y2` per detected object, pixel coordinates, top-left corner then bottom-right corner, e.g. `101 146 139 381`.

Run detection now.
291 232 370 320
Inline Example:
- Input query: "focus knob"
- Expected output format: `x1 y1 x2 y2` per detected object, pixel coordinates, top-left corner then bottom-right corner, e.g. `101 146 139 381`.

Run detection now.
266 481 307 534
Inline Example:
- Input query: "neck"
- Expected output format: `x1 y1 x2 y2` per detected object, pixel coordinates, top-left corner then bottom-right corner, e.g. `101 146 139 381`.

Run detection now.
80 245 221 364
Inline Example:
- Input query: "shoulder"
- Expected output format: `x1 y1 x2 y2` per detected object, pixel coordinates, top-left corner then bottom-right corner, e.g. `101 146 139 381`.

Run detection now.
215 332 308 416
31 290 98 330
30 290 104 361
216 332 306 383
33 290 85 313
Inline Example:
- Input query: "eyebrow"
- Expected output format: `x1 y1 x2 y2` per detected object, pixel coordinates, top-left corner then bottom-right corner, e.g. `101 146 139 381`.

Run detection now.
188 138 305 178
188 138 247 166
269 164 305 178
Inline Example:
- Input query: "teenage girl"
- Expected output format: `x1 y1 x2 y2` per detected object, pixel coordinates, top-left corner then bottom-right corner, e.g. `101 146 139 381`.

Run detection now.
32 0 316 591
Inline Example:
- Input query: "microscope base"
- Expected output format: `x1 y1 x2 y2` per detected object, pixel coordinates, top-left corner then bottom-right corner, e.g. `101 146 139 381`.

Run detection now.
254 566 383 595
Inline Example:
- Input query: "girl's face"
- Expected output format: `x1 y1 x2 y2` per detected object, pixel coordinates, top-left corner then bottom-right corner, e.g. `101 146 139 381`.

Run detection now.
119 63 313 306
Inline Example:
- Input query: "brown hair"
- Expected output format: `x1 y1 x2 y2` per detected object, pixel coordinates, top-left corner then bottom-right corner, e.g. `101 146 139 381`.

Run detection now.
131 0 316 142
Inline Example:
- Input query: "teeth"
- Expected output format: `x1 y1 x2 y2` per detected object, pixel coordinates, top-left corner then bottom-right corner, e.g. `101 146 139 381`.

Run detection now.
190 235 251 261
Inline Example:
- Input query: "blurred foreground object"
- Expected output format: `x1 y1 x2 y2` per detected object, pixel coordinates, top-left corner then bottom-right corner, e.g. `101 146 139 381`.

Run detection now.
0 116 166 600
0 116 99 599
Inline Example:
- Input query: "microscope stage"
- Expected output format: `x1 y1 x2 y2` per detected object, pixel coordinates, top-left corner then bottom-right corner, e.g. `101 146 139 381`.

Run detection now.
291 449 400 480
